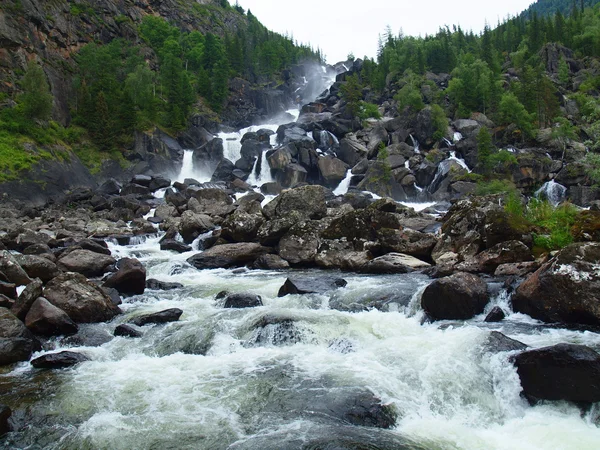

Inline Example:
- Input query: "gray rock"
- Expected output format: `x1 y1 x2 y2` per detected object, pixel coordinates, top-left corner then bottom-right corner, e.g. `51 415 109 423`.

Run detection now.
58 249 116 277
31 351 89 369
130 308 183 326
25 297 78 336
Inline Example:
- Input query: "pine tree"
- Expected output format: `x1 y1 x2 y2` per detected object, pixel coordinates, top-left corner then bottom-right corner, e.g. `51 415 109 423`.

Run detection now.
20 61 53 121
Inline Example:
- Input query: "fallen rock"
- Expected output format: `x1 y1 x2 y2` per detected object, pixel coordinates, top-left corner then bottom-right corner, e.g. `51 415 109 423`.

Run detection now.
146 279 184 291
421 272 489 321
10 278 43 321
43 273 121 323
512 343 600 403
58 249 116 278
129 308 183 326
223 293 263 309
25 297 78 337
114 324 142 338
31 351 89 369
512 242 600 325
103 258 146 296
186 243 272 269
278 277 347 297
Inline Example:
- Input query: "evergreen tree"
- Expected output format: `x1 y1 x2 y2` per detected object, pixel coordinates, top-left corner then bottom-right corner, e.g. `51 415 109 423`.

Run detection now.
20 61 53 121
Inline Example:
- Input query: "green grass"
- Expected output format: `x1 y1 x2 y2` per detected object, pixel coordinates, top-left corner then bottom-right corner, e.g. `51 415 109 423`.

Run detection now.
0 132 39 182
525 199 578 251
475 179 519 196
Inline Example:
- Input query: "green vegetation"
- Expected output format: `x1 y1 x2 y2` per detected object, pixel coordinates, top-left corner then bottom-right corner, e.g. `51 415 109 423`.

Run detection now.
358 102 382 120
340 74 363 117
526 199 579 250
475 179 519 196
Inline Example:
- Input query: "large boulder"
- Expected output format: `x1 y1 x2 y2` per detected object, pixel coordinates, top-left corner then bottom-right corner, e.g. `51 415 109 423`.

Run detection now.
10 278 43 321
103 258 147 296
278 277 347 297
421 272 489 321
337 137 368 167
31 351 89 369
178 211 215 244
0 308 40 365
512 243 600 325
0 250 31 286
43 273 121 323
221 211 265 243
279 219 330 265
187 187 234 217
24 297 78 337
58 249 116 278
359 253 430 274
186 243 272 269
317 156 348 186
512 343 600 403
262 185 330 221
14 254 60 283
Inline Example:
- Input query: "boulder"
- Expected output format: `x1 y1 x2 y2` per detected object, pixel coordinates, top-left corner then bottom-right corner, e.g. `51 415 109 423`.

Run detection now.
24 297 78 336
13 254 60 282
251 254 290 270
512 343 600 403
178 211 215 243
223 293 263 309
359 253 430 274
278 277 347 297
421 272 489 321
337 137 368 167
484 306 506 323
0 250 31 286
130 308 183 326
43 273 121 323
31 351 89 369
376 228 438 260
103 258 147 296
114 324 142 338
146 279 184 291
484 331 528 353
317 156 348 186
460 241 533 274
160 239 192 253
279 220 330 265
221 211 265 243
187 243 272 269
77 238 112 256
58 249 116 278
512 243 600 325
262 185 330 221
10 278 44 321
0 308 40 365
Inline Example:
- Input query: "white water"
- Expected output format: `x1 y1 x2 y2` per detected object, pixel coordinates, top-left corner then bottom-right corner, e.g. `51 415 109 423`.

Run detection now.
333 169 353 196
410 135 420 154
535 180 567 206
449 151 472 173
246 150 273 187
176 150 211 183
3 232 600 449
454 132 463 143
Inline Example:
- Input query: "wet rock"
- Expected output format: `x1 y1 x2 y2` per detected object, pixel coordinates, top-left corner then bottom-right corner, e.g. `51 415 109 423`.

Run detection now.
146 279 184 291
98 178 122 195
484 331 528 353
494 261 540 277
178 211 215 243
43 273 121 323
130 308 183 326
0 250 31 286
315 240 370 271
223 293 263 309
104 258 146 296
0 404 11 436
278 277 347 297
58 249 116 278
0 281 16 299
187 243 272 269
0 308 41 365
160 239 192 253
77 238 112 256
221 211 265 243
263 185 330 221
13 254 60 282
247 316 303 346
60 325 113 347
31 351 89 369
512 243 600 325
10 278 43 321
251 254 290 270
421 272 489 321
484 306 506 323
114 324 142 338
25 297 78 337
279 219 330 265
102 287 122 306
359 253 430 274
317 156 349 186
513 343 600 403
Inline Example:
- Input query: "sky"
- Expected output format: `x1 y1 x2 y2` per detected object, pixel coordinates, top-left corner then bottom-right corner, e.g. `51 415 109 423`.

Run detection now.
235 0 536 64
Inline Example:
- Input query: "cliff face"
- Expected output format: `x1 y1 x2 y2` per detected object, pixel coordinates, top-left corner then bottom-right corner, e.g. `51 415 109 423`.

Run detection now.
0 0 246 125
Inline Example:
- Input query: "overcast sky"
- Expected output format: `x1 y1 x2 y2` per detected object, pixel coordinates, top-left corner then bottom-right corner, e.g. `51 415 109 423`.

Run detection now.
235 0 535 64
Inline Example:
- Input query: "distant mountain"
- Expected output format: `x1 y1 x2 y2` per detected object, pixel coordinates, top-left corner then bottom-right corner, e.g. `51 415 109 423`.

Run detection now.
523 0 600 17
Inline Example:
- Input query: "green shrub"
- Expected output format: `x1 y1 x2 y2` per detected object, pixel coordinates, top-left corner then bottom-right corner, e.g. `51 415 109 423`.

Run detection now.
475 179 518 196
359 102 381 120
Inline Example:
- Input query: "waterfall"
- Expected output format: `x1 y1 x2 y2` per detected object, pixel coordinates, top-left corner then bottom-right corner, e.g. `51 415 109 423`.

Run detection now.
247 150 274 187
449 151 471 173
410 135 420 153
453 132 463 143
333 170 353 196
535 180 567 206
176 150 211 183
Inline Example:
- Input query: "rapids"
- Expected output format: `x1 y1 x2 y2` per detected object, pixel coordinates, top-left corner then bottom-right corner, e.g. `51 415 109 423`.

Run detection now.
2 233 600 449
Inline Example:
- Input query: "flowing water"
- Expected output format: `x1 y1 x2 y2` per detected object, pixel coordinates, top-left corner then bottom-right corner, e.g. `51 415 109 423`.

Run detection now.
2 232 600 449
535 180 567 206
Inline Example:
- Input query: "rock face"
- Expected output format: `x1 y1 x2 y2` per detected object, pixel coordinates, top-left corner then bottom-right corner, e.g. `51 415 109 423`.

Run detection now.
58 250 116 278
421 273 489 321
512 343 600 403
0 308 40 365
43 273 121 323
512 243 600 325
130 308 183 326
25 297 78 337
186 243 272 269
103 258 147 296
31 351 89 369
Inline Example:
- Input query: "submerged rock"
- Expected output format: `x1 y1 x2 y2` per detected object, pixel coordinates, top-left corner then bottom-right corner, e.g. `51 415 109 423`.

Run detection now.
223 293 263 309
278 277 347 297
421 272 489 320
484 331 528 353
512 343 600 403
31 351 89 369
114 324 142 338
129 308 183 326
484 306 506 323
146 279 184 291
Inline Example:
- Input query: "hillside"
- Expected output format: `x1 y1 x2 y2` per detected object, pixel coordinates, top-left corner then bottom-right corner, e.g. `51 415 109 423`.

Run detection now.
524 0 600 17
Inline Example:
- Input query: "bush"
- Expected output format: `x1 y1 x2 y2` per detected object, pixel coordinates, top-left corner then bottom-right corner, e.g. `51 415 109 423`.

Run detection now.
526 199 577 251
358 102 381 120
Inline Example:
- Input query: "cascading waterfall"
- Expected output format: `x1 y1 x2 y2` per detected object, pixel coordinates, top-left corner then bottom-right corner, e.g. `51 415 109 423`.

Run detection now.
176 150 211 183
410 134 420 153
333 169 353 196
535 180 567 206
449 151 471 173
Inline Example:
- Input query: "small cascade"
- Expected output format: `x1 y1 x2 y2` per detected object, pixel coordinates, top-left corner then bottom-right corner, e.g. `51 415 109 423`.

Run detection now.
247 150 274 187
449 151 471 173
410 135 420 153
176 150 210 183
535 180 567 206
333 170 353 196
427 159 454 194
453 132 463 143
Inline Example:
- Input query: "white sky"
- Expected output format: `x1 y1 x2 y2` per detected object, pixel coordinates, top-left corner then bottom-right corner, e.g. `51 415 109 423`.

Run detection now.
235 0 535 63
